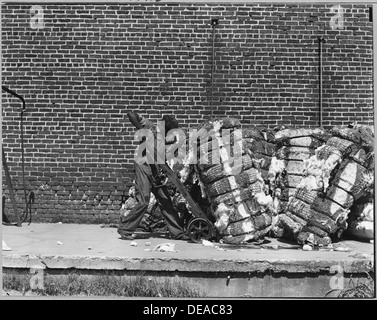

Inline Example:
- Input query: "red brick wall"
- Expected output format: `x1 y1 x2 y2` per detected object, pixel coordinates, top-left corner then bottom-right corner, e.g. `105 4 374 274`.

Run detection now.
1 3 373 223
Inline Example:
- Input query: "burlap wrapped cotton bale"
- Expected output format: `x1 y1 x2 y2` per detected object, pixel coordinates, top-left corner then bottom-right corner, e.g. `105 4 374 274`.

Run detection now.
329 124 374 190
219 212 273 244
330 125 374 151
199 148 252 184
206 168 262 197
330 125 374 200
179 117 244 219
275 128 329 145
331 124 374 243
269 127 329 216
179 117 242 181
279 125 374 245
180 118 276 244
346 200 374 241
243 126 277 182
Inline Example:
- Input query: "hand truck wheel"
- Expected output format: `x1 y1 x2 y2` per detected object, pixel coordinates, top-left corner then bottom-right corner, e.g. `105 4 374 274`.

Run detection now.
187 217 214 243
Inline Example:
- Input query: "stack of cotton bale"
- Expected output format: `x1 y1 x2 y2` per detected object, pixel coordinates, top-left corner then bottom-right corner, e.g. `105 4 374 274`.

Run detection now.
180 118 276 244
243 126 277 183
268 128 329 214
341 125 374 242
279 125 374 245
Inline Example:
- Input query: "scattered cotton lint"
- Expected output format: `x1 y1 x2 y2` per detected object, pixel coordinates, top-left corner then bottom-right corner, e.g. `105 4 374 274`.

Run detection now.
268 157 286 182
213 203 230 232
255 192 273 207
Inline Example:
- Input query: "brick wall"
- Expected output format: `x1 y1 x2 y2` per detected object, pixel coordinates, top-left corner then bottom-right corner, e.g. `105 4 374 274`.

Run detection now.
1 3 373 223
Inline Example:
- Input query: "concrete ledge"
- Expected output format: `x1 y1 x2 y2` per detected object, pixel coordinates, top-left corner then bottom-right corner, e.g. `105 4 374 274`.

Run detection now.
2 253 374 274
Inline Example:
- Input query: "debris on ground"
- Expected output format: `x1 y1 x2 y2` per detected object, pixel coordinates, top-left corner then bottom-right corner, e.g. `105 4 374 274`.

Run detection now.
57 241 63 245
334 246 349 252
2 240 11 251
130 241 138 247
153 243 178 252
333 243 350 252
202 240 214 247
100 223 118 228
302 244 313 251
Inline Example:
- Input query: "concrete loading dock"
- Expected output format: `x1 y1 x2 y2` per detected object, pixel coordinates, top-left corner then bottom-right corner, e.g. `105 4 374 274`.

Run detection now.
2 223 374 297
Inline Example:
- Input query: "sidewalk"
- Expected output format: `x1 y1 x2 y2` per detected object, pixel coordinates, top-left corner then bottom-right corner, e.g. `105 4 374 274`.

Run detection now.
2 223 375 297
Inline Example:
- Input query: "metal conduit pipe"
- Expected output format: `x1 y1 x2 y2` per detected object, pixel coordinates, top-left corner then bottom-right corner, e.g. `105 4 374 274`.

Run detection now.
210 18 219 118
2 86 32 224
317 37 326 128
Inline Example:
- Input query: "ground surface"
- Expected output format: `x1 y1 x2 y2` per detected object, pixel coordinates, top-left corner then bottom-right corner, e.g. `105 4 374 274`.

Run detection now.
2 223 375 298
2 223 374 271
